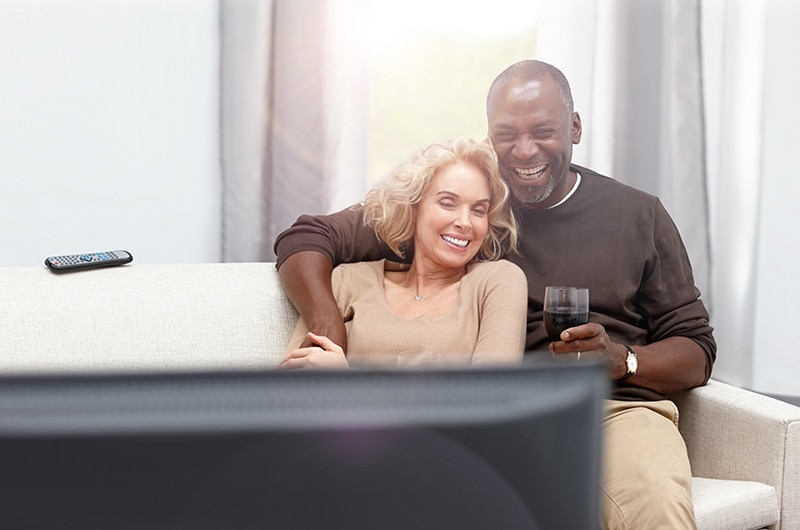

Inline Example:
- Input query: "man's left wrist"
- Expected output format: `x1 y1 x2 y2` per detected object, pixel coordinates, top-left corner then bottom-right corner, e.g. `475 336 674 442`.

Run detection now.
616 345 638 382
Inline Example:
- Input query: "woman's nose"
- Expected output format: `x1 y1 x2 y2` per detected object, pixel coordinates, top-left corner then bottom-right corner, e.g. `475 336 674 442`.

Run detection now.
454 208 471 229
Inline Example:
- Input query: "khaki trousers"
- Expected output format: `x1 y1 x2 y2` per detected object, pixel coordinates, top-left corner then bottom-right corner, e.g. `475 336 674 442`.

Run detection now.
601 400 697 530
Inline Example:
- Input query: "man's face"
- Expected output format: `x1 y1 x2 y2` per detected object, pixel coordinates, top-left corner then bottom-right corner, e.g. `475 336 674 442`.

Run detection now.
487 76 581 209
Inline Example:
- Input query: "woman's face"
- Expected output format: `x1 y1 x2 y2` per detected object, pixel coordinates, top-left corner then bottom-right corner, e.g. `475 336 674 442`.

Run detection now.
413 161 491 270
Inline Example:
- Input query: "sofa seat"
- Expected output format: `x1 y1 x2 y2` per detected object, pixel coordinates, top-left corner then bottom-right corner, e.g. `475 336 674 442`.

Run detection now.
693 477 778 530
2 263 799 529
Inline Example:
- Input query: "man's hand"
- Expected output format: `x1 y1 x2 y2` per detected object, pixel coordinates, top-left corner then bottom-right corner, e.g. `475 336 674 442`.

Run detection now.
279 332 349 369
548 323 708 394
549 323 627 377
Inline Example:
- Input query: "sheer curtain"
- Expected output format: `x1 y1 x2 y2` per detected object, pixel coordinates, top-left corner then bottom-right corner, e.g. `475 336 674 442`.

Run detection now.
705 0 800 396
219 0 273 262
701 0 766 390
218 0 798 395
220 0 368 262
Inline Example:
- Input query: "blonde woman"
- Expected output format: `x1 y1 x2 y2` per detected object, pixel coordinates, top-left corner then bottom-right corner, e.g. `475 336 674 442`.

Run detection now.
281 138 527 368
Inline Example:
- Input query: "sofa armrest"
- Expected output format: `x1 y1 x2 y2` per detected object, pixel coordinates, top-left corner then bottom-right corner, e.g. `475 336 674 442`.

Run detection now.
671 380 800 529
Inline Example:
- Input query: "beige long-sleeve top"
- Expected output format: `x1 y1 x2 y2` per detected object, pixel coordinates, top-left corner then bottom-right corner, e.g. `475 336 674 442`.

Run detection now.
287 259 527 367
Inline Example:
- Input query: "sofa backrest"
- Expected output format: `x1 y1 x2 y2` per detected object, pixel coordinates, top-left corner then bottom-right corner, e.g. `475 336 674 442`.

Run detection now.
0 263 298 374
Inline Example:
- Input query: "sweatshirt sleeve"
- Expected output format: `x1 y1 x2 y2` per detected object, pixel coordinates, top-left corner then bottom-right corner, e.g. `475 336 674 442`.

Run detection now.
273 204 406 269
471 260 528 365
641 199 717 380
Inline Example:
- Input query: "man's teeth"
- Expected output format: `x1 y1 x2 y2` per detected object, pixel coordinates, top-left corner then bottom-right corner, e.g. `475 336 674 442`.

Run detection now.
516 165 546 180
442 235 469 247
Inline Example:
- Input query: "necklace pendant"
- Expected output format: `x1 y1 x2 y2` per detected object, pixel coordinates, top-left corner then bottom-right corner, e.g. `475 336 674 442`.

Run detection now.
414 294 425 302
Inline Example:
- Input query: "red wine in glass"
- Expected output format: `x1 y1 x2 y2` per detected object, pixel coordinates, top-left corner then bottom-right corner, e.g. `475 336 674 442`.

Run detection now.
543 286 589 340
544 310 590 340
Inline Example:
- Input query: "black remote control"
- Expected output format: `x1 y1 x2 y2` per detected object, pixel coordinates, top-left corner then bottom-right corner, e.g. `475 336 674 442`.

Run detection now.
45 250 133 272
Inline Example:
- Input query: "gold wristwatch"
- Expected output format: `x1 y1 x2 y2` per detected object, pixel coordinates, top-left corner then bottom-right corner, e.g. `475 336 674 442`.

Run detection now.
616 345 638 382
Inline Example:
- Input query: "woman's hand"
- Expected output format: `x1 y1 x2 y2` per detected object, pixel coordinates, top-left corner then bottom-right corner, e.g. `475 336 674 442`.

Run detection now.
279 332 349 369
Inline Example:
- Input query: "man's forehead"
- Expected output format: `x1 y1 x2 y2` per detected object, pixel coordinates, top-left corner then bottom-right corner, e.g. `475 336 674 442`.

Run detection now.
493 76 553 100
488 77 566 121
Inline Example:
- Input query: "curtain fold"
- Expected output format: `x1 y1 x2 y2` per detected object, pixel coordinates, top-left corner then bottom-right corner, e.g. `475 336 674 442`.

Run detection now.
656 0 711 304
219 0 274 262
702 0 766 389
220 0 368 262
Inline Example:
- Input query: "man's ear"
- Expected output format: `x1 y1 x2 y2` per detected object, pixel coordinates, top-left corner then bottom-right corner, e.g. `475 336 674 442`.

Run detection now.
571 112 582 145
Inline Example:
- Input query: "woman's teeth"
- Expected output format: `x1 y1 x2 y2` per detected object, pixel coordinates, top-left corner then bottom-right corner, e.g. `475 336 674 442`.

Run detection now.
442 235 469 247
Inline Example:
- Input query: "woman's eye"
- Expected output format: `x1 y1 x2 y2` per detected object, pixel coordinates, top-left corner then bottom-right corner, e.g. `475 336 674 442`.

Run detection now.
438 199 456 209
472 207 488 216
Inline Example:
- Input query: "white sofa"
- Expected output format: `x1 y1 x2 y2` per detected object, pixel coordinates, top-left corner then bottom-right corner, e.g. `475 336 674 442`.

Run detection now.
1 262 798 530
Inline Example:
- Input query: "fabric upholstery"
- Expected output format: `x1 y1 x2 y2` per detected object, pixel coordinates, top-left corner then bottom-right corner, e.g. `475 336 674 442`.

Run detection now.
673 380 800 529
0 263 297 373
692 477 778 530
2 262 798 530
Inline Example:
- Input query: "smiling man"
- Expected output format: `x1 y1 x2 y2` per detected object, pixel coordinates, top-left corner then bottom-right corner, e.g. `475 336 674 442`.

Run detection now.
273 60 716 529
488 65 582 209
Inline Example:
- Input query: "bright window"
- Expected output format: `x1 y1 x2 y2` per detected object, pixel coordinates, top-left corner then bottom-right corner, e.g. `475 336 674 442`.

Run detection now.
366 1 539 183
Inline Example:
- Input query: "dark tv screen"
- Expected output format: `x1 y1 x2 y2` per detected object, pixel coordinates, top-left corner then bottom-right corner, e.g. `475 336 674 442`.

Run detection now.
0 362 606 530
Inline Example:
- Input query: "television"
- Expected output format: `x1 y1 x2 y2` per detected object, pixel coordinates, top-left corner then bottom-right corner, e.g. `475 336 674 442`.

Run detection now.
0 361 607 530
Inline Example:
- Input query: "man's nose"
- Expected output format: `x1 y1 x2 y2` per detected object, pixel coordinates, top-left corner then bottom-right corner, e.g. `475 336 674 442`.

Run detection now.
513 134 539 159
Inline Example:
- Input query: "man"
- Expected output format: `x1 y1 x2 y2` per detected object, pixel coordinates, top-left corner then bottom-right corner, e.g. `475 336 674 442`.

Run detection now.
274 60 715 529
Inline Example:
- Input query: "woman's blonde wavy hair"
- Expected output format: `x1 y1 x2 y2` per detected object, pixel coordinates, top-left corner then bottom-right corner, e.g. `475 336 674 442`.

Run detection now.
362 137 518 261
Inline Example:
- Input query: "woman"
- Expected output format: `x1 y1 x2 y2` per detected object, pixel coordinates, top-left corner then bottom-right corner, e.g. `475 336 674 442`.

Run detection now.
280 137 527 368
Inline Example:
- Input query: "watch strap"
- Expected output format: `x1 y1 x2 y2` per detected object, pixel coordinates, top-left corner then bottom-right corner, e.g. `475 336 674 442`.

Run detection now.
616 345 637 382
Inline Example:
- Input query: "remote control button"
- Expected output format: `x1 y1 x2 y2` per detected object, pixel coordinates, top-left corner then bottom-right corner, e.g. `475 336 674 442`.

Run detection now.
80 254 93 262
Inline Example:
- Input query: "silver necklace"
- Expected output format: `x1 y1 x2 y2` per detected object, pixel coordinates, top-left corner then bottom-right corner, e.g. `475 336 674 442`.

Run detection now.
404 278 445 302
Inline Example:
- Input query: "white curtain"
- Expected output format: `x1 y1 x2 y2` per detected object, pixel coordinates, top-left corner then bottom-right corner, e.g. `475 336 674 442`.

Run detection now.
701 0 765 390
220 0 369 262
219 0 274 262
704 0 800 396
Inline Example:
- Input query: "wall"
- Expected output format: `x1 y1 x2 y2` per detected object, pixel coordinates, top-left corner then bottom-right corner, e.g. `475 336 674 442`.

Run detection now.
0 0 220 266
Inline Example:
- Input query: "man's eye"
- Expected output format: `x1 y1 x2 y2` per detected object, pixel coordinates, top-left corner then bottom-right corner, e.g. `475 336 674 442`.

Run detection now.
493 132 515 141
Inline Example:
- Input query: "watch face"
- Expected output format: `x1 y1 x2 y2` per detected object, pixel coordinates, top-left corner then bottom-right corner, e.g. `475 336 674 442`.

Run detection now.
627 351 638 373
617 347 638 382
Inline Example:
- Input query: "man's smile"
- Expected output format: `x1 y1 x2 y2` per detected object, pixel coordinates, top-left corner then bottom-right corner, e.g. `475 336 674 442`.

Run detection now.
514 163 548 181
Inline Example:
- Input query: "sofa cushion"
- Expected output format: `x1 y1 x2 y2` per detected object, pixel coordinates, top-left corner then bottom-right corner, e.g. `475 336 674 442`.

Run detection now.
0 263 298 373
692 477 778 530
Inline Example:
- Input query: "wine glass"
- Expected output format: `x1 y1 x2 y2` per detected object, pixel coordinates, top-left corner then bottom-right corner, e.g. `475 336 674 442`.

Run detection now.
543 286 589 340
